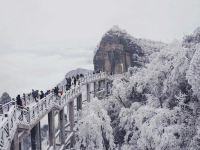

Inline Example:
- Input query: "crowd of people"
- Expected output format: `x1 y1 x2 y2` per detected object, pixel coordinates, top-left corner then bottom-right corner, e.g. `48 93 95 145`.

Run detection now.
15 73 85 108
65 74 84 91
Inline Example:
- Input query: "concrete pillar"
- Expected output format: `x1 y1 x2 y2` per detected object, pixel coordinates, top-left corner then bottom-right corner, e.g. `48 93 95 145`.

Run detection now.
68 101 75 147
106 80 109 95
10 130 20 150
31 122 41 150
94 82 96 98
59 109 65 145
103 80 106 88
48 110 55 149
19 142 23 150
98 80 101 91
80 95 82 110
76 96 79 111
86 83 90 102
77 95 82 111
0 105 3 114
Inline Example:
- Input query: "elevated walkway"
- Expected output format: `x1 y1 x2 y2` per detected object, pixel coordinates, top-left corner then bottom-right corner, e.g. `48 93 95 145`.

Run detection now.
0 72 113 150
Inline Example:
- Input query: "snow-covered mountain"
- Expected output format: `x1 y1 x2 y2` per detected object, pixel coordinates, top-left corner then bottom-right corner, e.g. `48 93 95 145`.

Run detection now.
75 27 200 150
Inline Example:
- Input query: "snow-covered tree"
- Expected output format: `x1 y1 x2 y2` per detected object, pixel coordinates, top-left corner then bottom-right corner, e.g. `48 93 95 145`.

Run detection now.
74 98 115 150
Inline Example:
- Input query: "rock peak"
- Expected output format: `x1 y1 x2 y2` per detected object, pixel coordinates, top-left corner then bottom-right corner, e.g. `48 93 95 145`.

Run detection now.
109 25 126 33
183 27 200 46
193 27 200 36
94 27 166 74
105 25 127 36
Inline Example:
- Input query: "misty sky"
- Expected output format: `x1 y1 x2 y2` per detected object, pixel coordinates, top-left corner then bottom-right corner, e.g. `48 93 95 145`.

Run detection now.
0 0 200 97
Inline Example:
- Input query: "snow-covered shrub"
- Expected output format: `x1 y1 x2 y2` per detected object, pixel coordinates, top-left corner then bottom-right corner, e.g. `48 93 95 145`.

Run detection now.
101 95 126 146
128 41 197 108
74 98 115 150
112 76 133 107
118 101 196 150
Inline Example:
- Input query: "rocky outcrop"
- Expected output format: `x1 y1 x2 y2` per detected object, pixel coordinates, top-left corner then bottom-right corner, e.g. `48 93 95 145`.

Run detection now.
93 26 166 74
183 27 200 47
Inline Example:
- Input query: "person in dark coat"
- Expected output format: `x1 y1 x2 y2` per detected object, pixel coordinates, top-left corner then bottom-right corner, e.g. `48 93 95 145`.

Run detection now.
66 84 70 91
76 74 80 80
16 95 22 106
65 77 70 91
32 89 39 102
40 91 44 99
73 76 77 86
35 90 39 98
65 77 68 85
45 90 50 96
80 74 84 78
68 77 72 88
54 86 59 96
22 93 26 106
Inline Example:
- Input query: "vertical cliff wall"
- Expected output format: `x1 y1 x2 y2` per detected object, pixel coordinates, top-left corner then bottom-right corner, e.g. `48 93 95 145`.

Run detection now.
93 26 166 74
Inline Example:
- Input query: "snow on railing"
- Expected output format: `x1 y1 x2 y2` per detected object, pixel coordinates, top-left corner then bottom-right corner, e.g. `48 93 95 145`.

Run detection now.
17 106 30 127
0 105 17 150
0 101 16 114
0 117 9 150
0 72 111 149
7 105 17 142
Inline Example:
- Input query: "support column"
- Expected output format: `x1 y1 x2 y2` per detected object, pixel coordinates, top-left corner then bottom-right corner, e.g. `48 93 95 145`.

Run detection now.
68 101 75 147
11 130 20 150
98 80 101 91
106 80 109 95
48 110 55 149
79 94 83 110
19 142 23 150
94 82 96 98
77 95 82 110
80 95 82 110
76 96 79 111
103 80 106 89
86 83 90 102
59 109 65 145
31 122 41 150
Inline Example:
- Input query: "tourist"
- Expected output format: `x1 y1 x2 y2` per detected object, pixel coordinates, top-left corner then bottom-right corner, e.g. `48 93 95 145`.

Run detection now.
73 76 77 86
54 86 59 96
80 74 84 78
16 95 22 107
32 89 38 102
40 91 45 99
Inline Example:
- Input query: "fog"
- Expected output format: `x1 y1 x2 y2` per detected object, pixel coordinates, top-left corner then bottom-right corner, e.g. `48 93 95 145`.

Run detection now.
0 0 200 97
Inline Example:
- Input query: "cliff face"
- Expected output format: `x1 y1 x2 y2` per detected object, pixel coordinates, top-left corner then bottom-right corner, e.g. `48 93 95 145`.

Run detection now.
93 26 166 74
